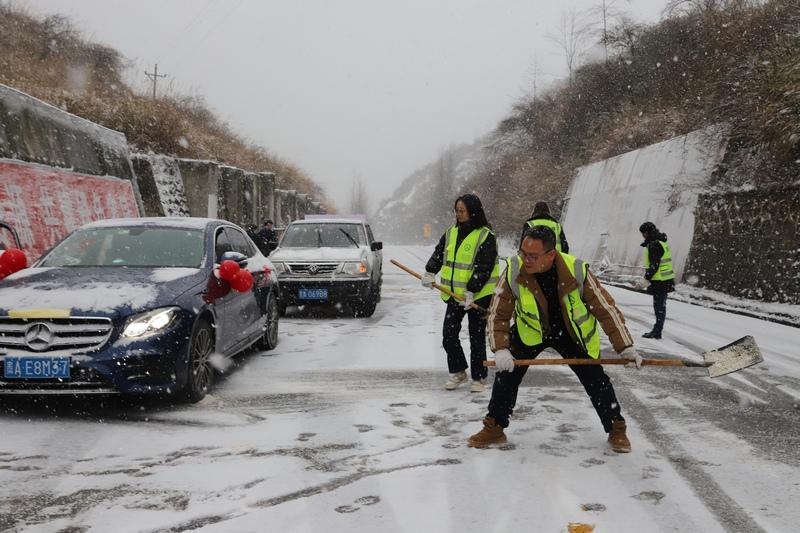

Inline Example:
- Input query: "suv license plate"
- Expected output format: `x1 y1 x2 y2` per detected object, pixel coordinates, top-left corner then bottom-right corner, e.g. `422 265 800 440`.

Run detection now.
298 288 328 300
3 357 71 379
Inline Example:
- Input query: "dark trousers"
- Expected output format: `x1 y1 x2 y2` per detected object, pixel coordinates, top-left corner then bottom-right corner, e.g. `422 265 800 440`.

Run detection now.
652 292 667 335
487 331 623 432
442 298 489 381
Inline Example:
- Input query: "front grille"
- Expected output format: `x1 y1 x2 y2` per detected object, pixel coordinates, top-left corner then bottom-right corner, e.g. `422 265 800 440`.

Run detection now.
287 263 340 275
0 317 113 355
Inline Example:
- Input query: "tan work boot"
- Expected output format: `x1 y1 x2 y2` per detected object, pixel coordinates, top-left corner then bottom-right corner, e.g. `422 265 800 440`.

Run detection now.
608 419 631 453
467 416 507 448
444 371 467 390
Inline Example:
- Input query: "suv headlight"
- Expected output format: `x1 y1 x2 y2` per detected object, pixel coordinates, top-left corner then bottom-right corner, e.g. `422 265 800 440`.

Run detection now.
123 307 180 338
272 262 287 274
342 261 368 276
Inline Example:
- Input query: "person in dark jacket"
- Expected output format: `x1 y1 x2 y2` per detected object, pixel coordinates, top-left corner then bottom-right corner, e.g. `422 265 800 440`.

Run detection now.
637 221 675 339
423 194 500 393
519 201 569 253
256 220 279 256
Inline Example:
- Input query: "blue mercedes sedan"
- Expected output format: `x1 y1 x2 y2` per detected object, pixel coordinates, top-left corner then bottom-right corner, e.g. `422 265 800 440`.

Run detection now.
0 217 280 402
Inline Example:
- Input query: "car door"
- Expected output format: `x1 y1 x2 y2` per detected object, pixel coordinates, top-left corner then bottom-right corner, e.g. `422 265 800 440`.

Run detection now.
211 227 239 354
224 226 263 346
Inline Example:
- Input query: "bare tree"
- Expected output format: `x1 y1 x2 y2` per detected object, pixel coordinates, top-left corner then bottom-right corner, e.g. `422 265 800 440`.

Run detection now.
606 16 646 58
548 10 595 81
349 174 370 215
589 0 631 60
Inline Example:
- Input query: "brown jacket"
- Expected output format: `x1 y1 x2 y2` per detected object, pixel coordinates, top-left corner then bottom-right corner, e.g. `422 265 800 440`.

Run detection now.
488 253 634 353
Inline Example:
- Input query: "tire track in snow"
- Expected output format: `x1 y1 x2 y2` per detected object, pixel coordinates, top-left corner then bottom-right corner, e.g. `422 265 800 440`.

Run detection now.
617 385 769 533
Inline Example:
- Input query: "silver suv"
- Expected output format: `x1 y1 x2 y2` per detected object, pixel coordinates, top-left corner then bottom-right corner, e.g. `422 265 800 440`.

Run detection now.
269 216 383 317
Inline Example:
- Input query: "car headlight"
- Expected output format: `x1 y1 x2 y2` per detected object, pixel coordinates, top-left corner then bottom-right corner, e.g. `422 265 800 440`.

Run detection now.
123 307 180 338
342 261 368 276
272 262 287 274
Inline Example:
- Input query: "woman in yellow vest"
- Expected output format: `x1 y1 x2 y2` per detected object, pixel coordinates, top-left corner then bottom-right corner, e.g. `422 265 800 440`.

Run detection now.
421 194 500 393
520 201 569 252
637 221 675 339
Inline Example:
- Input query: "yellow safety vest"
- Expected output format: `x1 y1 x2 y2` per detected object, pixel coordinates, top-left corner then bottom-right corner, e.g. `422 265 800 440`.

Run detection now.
527 218 563 252
644 241 675 281
506 253 600 358
439 225 500 302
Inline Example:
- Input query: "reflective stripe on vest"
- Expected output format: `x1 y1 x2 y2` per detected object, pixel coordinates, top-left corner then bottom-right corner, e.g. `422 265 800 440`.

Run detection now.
527 218 563 252
440 226 500 302
644 241 675 281
506 253 600 358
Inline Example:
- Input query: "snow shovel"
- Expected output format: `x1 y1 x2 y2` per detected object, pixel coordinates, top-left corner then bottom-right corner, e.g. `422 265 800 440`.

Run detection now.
484 335 763 378
390 259 488 313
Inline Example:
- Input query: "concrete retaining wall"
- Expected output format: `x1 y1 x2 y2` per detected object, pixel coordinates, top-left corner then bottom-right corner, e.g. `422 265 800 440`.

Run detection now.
562 126 729 281
131 154 190 217
176 158 220 218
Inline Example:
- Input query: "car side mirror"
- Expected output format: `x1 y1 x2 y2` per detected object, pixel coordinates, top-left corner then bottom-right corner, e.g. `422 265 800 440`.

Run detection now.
371 242 383 251
219 251 248 267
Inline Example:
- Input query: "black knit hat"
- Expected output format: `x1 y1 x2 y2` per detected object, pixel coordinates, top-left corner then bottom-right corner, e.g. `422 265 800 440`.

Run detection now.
639 221 657 235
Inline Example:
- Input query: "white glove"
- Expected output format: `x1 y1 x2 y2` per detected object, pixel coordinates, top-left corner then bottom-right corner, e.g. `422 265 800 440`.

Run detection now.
459 291 474 309
494 348 516 372
633 277 650 290
421 272 435 288
620 346 643 369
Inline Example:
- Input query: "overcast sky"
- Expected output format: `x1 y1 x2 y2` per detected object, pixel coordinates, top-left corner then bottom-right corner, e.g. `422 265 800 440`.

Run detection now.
24 0 666 209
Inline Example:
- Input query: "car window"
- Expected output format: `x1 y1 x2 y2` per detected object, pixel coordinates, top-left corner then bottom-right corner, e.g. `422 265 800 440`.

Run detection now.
215 227 233 260
280 223 366 248
366 225 375 244
39 227 205 268
225 227 256 257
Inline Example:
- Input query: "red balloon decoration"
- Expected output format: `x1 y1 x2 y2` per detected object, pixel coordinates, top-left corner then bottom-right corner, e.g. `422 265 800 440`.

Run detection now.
230 269 254 292
0 248 27 276
218 259 241 281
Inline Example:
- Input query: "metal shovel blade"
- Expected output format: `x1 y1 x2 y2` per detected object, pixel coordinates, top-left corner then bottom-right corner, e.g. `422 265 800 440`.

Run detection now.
703 335 763 378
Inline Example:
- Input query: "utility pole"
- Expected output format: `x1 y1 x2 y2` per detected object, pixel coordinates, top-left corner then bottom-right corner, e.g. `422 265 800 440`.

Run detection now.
144 63 167 99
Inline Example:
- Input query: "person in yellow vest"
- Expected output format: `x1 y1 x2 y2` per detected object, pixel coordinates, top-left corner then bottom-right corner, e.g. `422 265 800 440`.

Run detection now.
635 221 676 339
422 194 500 393
467 225 642 453
520 201 569 252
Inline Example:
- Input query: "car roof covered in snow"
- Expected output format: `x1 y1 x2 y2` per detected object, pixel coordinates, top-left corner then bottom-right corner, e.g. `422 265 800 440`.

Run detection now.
81 217 220 231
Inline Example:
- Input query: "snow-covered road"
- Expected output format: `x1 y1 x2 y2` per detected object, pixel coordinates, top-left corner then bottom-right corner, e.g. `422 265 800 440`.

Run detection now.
1 245 798 532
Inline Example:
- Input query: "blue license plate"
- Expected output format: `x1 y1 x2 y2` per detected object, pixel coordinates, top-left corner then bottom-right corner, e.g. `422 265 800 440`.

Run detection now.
3 357 71 379
298 288 328 300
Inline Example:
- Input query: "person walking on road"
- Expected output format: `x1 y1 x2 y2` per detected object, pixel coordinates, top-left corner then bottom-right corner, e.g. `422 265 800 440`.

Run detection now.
257 220 279 256
422 194 500 393
520 201 569 252
467 225 642 453
635 221 675 339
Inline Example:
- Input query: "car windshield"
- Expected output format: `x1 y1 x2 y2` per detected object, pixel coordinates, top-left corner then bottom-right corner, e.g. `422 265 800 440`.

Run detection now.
280 223 366 248
39 227 205 268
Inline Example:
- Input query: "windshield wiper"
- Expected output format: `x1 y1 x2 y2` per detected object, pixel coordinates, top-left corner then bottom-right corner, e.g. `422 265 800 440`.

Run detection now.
338 228 359 247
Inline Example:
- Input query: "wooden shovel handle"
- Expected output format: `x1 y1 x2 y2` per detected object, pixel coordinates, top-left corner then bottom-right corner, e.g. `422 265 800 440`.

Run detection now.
390 259 488 313
484 358 693 367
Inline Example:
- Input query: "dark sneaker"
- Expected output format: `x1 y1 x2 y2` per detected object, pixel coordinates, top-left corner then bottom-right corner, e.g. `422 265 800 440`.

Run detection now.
608 420 631 453
467 416 507 448
642 331 661 339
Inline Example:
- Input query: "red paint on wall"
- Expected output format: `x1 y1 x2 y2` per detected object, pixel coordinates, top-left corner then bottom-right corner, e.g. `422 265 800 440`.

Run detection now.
0 160 139 260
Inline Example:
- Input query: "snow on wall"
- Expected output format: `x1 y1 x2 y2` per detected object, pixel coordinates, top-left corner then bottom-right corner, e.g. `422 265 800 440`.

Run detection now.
150 155 191 217
0 84 135 181
130 154 190 217
561 126 729 281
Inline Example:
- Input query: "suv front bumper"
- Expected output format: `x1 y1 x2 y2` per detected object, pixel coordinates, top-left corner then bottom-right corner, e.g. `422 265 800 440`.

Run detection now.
278 277 371 306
